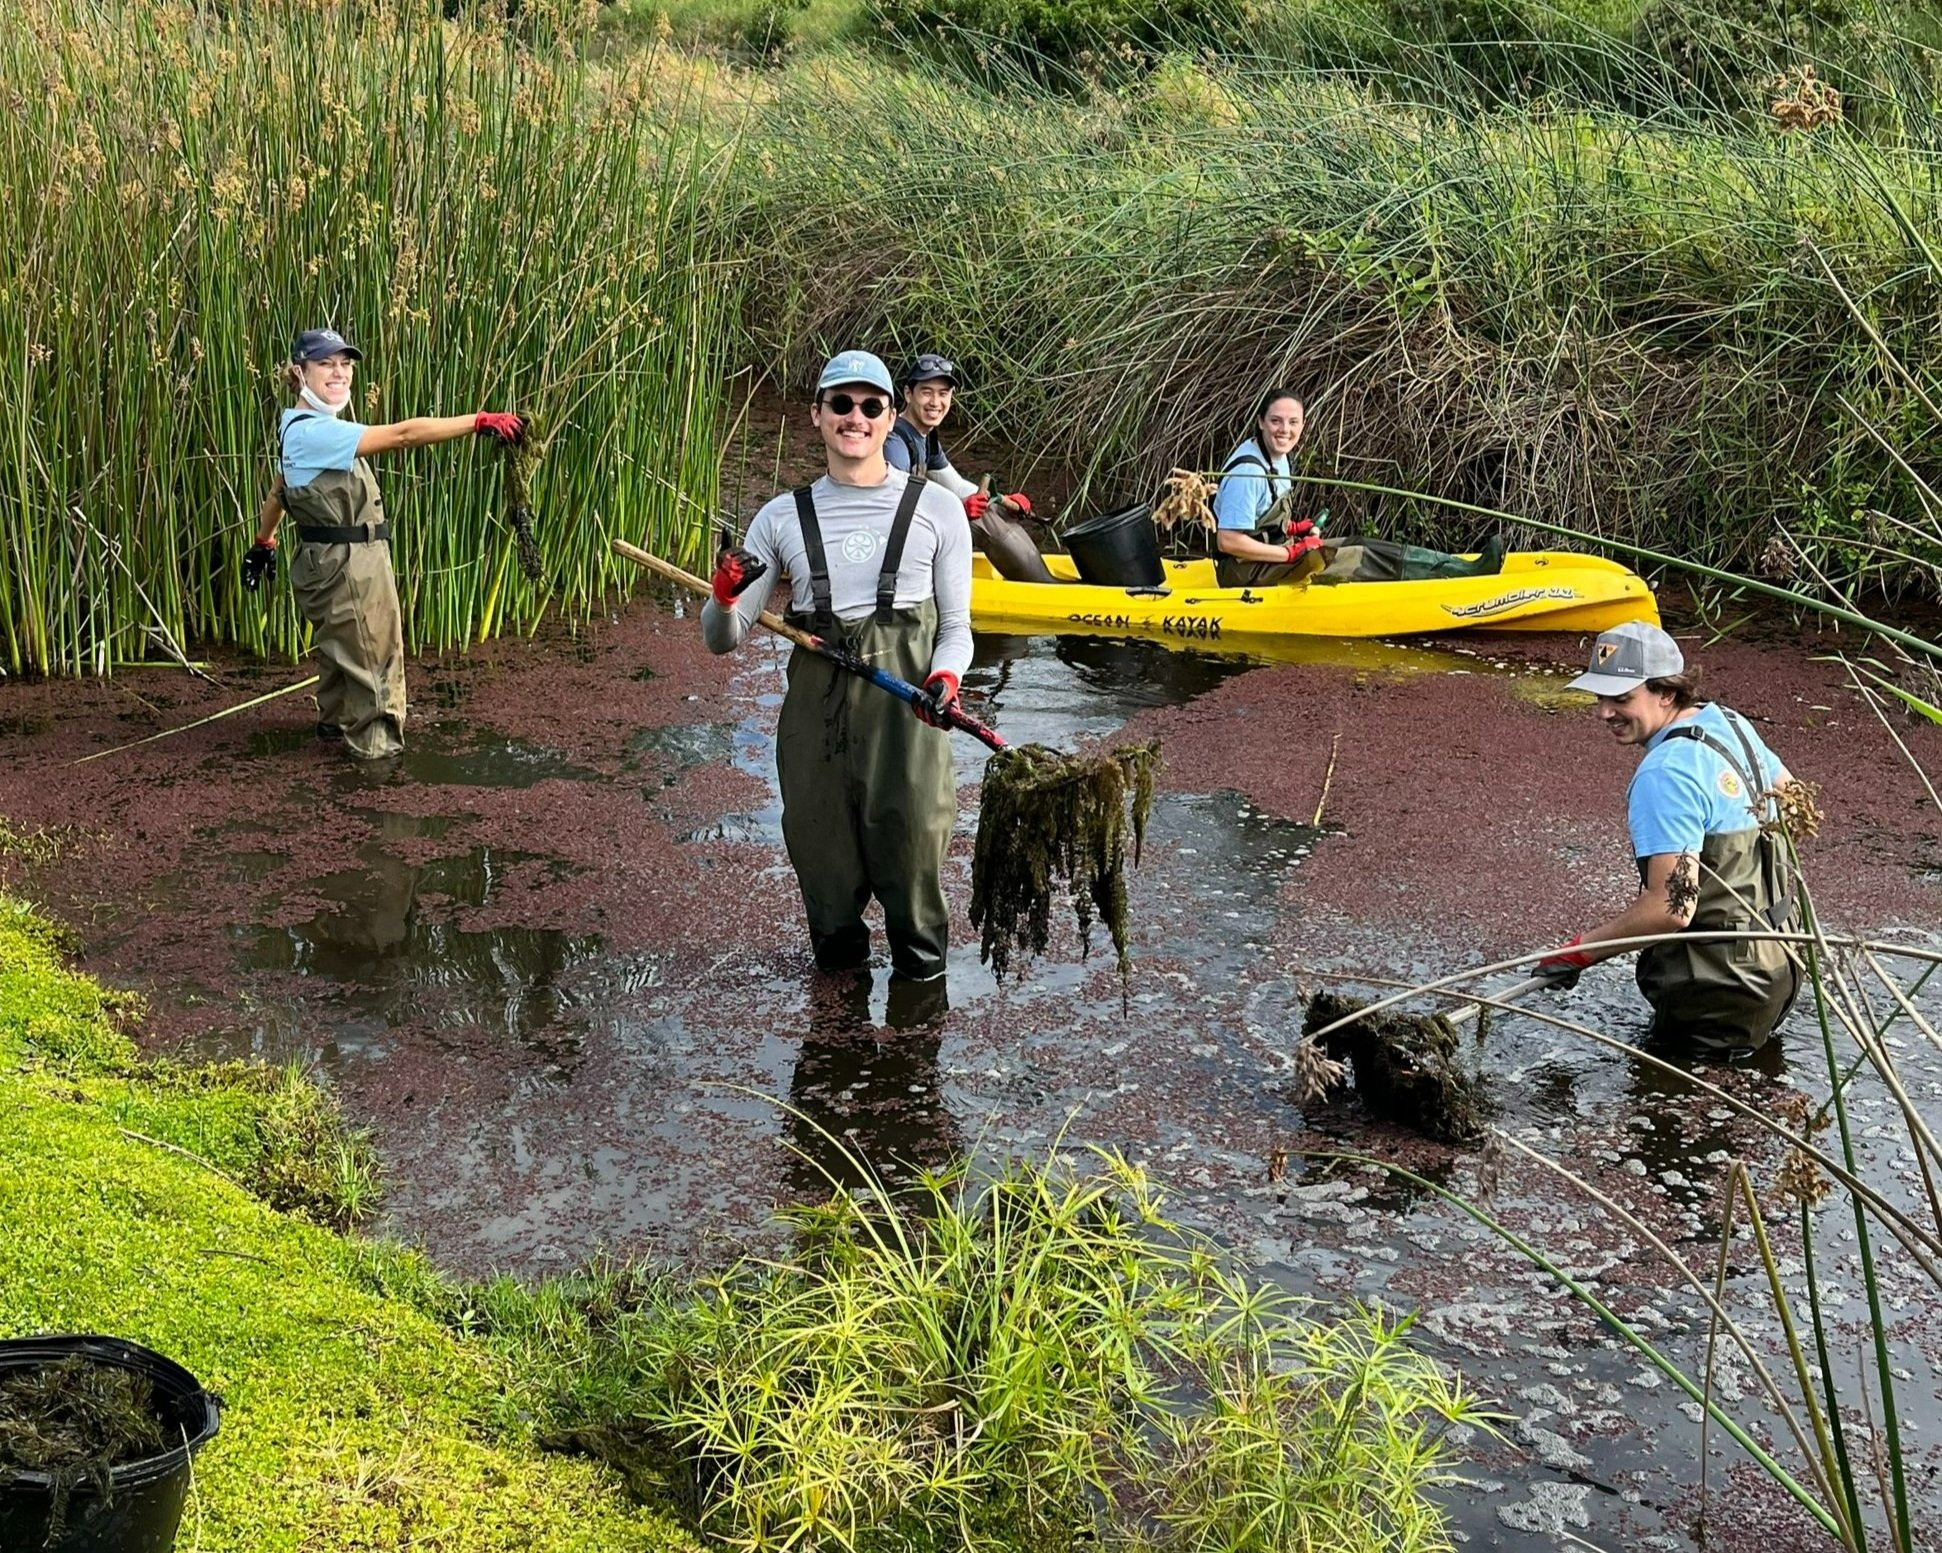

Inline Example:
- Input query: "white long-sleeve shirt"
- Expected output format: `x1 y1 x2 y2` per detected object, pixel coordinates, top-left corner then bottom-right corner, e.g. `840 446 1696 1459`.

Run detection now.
702 470 974 680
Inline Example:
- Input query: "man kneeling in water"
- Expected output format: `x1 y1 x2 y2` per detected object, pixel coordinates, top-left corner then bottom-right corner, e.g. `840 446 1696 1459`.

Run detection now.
1211 390 1505 588
1535 623 1804 1058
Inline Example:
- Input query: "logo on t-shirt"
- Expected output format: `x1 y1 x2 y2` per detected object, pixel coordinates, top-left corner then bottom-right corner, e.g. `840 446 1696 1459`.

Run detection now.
1717 767 1743 799
840 530 881 565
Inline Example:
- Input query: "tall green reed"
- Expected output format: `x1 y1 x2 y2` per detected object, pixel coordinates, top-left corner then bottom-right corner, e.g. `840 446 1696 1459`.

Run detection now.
723 48 1942 592
0 0 732 678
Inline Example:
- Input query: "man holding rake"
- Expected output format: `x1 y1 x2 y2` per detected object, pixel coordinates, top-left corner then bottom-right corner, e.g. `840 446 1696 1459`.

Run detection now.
703 350 973 984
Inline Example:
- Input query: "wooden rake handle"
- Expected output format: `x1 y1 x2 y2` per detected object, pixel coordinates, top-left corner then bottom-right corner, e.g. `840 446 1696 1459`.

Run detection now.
612 537 820 652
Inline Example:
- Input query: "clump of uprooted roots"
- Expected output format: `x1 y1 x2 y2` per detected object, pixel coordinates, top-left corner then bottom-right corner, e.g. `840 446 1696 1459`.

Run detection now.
1152 468 1216 534
0 1355 167 1539
501 421 546 585
971 742 1160 981
1299 993 1491 1144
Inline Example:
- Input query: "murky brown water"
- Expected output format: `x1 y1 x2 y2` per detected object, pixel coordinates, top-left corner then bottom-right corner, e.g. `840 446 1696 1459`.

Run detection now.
3 594 1940 1551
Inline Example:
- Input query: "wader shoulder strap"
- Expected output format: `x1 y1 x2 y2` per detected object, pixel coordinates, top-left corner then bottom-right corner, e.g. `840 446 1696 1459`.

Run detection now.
889 420 928 481
876 474 927 624
277 410 317 463
792 485 835 628
1663 721 1795 925
1221 450 1285 493
1220 450 1288 540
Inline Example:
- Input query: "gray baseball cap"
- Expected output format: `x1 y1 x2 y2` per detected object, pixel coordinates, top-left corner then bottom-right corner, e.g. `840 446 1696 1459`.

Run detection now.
815 349 895 397
1567 621 1685 696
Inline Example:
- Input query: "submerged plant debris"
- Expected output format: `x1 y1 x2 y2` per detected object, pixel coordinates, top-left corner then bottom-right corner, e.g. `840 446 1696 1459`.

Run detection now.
1300 992 1491 1144
0 1355 168 1540
502 423 547 585
970 741 1159 981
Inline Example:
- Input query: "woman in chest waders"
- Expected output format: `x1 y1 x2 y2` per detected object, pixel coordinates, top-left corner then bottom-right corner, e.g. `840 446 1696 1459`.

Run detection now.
240 328 524 760
1211 390 1506 587
701 350 973 984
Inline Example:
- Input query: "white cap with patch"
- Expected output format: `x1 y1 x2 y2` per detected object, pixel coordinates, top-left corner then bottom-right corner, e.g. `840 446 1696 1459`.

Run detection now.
1567 621 1684 696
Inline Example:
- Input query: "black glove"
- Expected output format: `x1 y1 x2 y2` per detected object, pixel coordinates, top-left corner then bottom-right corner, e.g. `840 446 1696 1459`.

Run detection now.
242 542 277 593
1536 935 1594 992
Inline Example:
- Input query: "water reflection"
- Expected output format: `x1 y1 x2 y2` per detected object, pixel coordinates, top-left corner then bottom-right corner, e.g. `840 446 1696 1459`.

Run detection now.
783 973 959 1201
242 819 600 1059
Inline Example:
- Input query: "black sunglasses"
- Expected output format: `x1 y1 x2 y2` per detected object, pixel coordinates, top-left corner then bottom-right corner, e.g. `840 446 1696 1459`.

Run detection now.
822 393 890 419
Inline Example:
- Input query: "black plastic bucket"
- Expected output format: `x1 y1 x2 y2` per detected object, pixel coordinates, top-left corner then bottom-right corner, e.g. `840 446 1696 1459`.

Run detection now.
1061 503 1164 588
0 1336 220 1553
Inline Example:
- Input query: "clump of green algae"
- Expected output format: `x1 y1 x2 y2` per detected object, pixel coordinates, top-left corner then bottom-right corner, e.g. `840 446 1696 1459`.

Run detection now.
0 1354 168 1541
970 742 1159 981
502 422 546 585
1301 992 1491 1144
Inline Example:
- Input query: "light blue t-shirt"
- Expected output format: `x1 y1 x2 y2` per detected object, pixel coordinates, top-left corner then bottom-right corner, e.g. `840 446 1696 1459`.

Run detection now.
278 409 366 491
1627 703 1790 860
1212 438 1289 532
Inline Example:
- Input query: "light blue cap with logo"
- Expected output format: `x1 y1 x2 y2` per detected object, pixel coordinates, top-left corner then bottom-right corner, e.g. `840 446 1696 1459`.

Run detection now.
816 350 895 397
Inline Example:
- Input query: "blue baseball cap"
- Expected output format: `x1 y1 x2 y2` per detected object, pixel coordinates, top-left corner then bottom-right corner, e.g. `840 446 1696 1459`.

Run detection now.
291 328 363 364
815 350 895 397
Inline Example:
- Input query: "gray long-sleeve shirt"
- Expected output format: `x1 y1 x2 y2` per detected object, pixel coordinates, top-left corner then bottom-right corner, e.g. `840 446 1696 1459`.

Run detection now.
702 470 974 680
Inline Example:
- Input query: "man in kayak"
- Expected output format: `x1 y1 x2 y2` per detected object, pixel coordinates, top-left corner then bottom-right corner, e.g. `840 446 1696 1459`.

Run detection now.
885 354 1030 519
1536 622 1803 1056
703 349 972 984
887 353 1054 583
1212 390 1506 588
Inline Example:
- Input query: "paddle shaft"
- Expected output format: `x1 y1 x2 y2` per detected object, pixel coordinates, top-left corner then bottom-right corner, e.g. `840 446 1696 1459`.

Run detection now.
611 539 1009 753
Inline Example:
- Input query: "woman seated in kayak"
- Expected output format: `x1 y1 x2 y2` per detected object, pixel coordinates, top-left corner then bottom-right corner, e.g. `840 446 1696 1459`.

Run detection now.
1211 390 1506 588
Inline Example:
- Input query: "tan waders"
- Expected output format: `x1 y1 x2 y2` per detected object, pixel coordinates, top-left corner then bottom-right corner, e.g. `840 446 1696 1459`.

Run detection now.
1635 714 1801 1055
281 435 406 761
778 482 957 981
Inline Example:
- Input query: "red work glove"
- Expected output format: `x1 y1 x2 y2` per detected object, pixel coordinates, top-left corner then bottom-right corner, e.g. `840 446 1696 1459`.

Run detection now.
711 545 767 607
1537 934 1596 991
997 491 1032 517
913 670 960 728
1286 517 1317 540
1283 533 1325 565
473 411 526 444
964 490 991 522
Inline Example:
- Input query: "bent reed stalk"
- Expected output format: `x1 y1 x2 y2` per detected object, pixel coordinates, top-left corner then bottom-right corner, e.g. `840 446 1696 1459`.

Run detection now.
0 0 731 678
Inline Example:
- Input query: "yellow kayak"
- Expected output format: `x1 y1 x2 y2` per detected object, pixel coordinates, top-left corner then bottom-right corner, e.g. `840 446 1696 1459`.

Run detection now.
972 551 1658 645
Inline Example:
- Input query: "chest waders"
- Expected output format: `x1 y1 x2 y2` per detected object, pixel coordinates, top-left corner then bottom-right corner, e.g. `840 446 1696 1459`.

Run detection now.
888 419 935 483
777 479 957 981
1211 455 1501 588
280 415 407 759
1634 711 1802 1054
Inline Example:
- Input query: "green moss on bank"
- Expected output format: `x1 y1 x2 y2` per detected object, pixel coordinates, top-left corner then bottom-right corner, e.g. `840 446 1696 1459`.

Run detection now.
0 896 694 1553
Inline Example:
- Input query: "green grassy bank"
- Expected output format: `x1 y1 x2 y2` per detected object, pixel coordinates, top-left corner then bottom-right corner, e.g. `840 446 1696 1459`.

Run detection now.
0 888 1487 1552
0 896 694 1552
